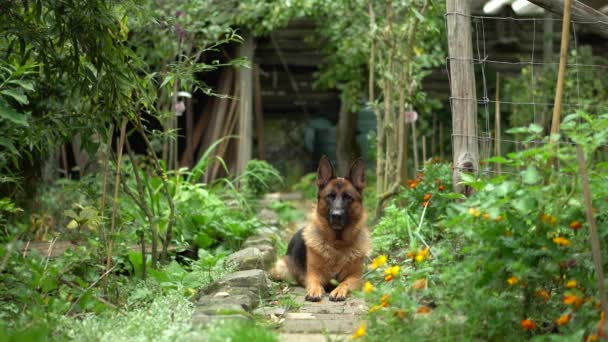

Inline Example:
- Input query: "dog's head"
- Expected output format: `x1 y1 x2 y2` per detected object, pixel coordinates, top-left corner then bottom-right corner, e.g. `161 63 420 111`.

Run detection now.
315 156 365 231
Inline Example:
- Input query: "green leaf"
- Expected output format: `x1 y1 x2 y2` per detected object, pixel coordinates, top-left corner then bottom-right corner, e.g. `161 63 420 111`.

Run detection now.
522 165 541 184
1 89 29 105
0 103 29 126
7 79 35 92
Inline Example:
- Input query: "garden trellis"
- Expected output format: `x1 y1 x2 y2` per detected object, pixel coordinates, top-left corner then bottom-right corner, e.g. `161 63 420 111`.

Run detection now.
445 2 608 177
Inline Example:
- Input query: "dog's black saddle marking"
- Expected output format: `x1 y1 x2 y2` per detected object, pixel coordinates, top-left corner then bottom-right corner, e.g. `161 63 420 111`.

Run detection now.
286 228 307 271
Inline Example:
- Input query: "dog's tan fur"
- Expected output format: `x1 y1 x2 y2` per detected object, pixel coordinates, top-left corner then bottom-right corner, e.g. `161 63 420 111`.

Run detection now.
301 209 370 299
271 167 371 301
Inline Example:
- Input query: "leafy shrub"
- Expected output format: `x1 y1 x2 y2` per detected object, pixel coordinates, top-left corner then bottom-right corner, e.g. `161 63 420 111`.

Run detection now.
240 159 283 200
360 115 608 341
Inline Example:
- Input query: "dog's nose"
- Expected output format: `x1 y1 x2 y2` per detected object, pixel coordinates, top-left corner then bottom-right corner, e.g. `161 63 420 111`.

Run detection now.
330 210 344 222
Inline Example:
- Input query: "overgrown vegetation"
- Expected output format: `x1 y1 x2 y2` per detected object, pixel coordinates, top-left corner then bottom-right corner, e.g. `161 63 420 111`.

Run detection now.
360 113 608 341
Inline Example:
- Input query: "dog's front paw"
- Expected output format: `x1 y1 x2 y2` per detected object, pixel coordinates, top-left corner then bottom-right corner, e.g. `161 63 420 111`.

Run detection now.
329 285 348 301
305 285 324 302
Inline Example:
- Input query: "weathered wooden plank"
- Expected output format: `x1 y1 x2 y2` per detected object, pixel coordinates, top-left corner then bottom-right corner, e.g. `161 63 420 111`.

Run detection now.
529 0 608 38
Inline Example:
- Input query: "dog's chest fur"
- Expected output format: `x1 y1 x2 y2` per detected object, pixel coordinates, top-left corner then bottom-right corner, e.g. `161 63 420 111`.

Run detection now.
302 223 371 274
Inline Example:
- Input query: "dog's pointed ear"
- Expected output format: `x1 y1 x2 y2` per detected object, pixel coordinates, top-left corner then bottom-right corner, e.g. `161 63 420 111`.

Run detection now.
316 155 335 189
348 158 366 192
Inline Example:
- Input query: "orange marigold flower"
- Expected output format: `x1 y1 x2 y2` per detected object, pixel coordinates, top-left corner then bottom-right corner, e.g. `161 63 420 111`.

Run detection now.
406 251 415 259
384 274 394 282
351 322 366 339
507 276 519 286
438 185 445 191
482 213 490 220
521 319 536 330
496 215 503 222
556 314 572 326
535 289 551 302
422 201 430 208
566 280 577 289
587 335 598 342
563 294 584 307
553 236 570 247
569 221 583 230
416 306 431 314
393 309 407 320
409 181 418 189
423 193 432 201
380 294 390 307
412 278 427 290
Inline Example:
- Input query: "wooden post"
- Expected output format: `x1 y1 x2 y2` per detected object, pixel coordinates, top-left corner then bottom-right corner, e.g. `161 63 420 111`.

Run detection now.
495 73 502 174
237 34 255 176
549 0 572 137
447 0 479 195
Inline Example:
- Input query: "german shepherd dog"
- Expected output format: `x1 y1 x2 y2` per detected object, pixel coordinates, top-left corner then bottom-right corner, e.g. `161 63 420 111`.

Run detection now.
271 156 371 302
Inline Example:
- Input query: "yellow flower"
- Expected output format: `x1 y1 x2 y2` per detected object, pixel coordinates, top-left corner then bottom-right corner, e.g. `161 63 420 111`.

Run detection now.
566 280 577 289
556 314 571 326
369 305 382 313
351 322 366 339
553 236 571 247
507 276 519 286
384 265 400 277
370 255 387 270
363 281 374 293
415 247 431 262
468 207 481 217
414 46 423 56
541 213 557 225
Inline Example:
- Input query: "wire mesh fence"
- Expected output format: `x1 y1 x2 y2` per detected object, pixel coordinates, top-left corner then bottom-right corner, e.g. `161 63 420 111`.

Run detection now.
445 8 608 176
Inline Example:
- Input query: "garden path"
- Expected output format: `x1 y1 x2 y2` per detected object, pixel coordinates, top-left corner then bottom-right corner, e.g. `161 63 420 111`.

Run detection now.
270 195 368 342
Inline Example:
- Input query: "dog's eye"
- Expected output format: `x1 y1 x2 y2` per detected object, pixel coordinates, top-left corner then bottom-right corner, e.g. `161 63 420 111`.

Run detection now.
326 193 336 201
342 193 352 201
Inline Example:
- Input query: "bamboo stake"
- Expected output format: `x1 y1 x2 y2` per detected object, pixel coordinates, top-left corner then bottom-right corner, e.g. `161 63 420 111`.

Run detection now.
576 146 608 335
105 118 128 289
432 113 437 157
411 122 419 172
549 0 572 137
422 135 427 165
439 125 444 161
495 72 502 174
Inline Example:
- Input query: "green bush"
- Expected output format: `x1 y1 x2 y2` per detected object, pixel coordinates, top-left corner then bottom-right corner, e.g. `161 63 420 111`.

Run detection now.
240 159 283 200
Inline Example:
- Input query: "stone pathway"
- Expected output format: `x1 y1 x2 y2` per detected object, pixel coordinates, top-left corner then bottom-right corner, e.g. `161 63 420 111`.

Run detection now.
191 194 367 341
